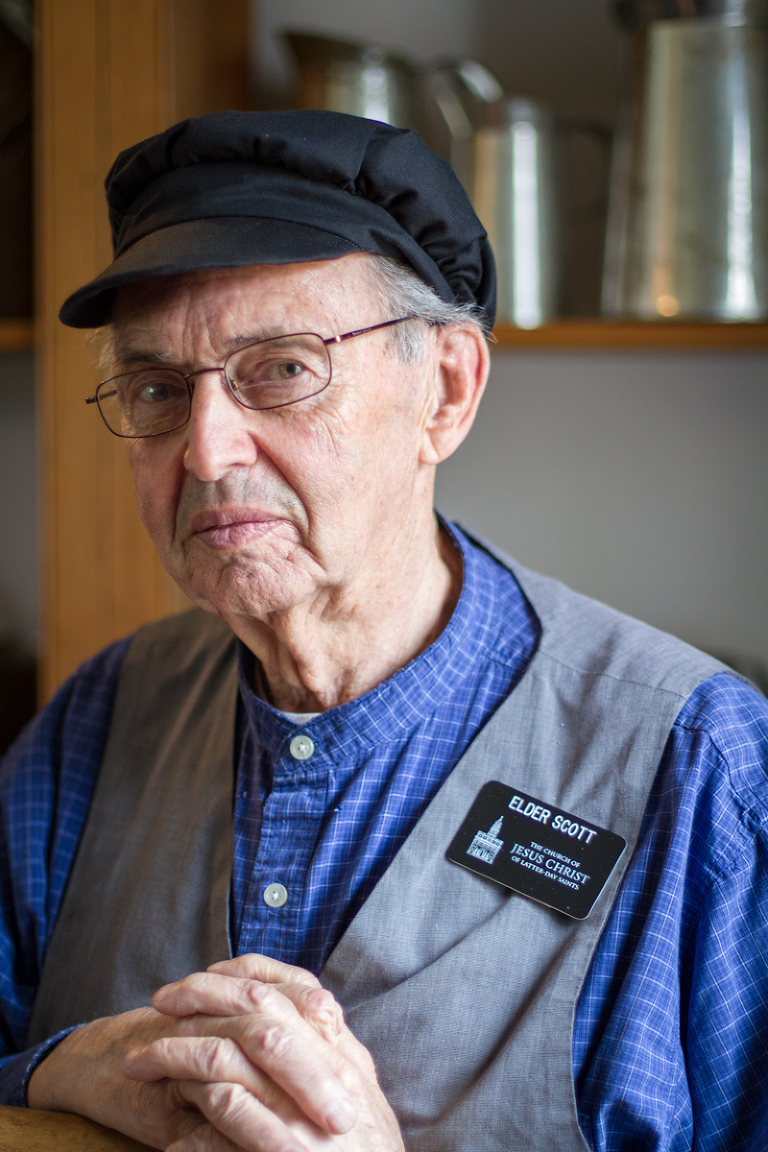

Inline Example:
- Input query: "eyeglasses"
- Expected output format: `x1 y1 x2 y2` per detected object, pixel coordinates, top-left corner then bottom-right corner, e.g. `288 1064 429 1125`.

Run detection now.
85 316 412 439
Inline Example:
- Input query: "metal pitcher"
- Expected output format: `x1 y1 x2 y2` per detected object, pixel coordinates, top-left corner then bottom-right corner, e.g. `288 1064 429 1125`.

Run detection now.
423 64 561 328
472 100 561 328
419 60 504 191
284 32 417 129
603 0 768 320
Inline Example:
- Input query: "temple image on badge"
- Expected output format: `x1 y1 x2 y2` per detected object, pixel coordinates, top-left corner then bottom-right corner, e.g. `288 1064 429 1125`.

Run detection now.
466 817 505 864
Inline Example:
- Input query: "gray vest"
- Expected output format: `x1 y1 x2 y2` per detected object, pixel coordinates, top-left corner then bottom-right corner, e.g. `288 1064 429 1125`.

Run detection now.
28 551 724 1150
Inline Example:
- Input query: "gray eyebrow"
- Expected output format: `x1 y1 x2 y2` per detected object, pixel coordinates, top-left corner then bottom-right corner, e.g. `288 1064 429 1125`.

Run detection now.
111 349 176 369
228 327 315 348
111 328 296 369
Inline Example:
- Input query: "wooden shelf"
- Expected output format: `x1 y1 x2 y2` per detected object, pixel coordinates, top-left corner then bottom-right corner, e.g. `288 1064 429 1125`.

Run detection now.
0 318 34 352
493 319 768 349
6 317 767 354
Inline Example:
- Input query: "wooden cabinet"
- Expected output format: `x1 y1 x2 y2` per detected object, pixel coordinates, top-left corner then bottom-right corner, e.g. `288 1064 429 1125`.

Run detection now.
0 320 33 351
37 0 249 696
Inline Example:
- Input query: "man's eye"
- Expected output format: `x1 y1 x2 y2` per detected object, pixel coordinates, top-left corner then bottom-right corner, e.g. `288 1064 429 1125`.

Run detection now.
254 359 310 384
133 377 185 404
277 360 306 379
233 359 311 389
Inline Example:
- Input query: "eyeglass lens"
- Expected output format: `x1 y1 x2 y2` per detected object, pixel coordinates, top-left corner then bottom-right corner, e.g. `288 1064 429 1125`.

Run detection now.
96 333 333 438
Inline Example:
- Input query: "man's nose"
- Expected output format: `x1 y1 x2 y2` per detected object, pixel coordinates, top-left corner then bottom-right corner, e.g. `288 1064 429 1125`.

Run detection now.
182 370 259 482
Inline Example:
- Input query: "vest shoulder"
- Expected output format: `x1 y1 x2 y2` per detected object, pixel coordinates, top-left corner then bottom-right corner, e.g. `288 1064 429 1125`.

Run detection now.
526 570 725 697
467 531 727 699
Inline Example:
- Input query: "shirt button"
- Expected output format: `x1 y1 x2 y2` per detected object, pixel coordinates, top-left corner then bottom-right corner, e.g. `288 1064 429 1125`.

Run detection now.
263 883 288 908
289 734 314 760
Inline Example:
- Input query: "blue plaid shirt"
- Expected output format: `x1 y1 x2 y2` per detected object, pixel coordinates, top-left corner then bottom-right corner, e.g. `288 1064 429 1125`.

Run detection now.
1 522 768 1152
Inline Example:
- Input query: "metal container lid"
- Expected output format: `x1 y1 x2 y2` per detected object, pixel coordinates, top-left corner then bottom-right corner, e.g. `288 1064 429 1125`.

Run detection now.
615 0 768 26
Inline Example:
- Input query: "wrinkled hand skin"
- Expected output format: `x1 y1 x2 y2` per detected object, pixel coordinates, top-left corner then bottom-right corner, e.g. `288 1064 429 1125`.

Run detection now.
27 954 405 1152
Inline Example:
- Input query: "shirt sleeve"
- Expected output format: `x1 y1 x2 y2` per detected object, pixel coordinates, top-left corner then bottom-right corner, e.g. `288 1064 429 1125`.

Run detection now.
574 672 768 1152
0 636 131 1104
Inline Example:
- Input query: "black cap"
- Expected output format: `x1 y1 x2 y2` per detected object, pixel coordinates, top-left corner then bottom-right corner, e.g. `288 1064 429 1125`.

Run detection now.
59 109 496 329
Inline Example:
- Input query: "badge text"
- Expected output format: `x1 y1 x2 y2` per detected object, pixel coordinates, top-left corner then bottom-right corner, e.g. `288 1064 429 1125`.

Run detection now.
508 794 597 843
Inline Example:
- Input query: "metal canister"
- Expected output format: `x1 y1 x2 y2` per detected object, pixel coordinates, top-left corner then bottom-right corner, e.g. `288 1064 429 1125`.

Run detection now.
472 100 561 328
603 0 768 320
284 32 417 129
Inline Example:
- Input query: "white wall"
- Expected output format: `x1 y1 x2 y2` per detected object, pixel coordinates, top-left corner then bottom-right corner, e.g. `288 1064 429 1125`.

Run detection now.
436 349 768 667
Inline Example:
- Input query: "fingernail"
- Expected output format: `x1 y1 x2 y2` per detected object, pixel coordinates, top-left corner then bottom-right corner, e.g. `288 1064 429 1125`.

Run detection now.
325 1097 356 1133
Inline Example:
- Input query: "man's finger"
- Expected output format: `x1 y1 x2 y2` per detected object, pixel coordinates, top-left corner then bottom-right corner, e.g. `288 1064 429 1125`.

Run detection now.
124 1035 277 1104
172 1078 312 1152
158 971 372 1089
155 971 297 1018
207 954 320 988
155 970 344 1044
272 983 344 1044
132 1008 357 1135
222 1014 356 1135
166 1122 244 1152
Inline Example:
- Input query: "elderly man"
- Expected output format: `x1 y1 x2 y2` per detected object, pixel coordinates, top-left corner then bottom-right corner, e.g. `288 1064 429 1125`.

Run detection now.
1 110 767 1152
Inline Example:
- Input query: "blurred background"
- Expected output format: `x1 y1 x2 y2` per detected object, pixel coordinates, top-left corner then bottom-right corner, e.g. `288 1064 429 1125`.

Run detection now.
0 0 766 750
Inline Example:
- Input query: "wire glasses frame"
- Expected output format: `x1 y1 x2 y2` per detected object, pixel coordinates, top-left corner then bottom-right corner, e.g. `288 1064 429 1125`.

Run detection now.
85 316 412 439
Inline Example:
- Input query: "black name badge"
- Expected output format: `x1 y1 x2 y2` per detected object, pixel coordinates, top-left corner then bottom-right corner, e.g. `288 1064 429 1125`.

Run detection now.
446 781 626 920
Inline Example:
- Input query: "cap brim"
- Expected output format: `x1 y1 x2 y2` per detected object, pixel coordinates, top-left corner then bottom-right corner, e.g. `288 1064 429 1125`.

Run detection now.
59 217 364 328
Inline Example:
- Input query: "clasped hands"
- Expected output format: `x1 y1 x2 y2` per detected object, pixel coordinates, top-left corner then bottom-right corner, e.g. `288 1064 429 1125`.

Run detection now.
27 954 404 1152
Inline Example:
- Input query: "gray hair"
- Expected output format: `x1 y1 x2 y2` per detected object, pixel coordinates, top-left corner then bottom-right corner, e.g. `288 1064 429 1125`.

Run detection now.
87 324 116 378
87 254 489 374
365 255 489 363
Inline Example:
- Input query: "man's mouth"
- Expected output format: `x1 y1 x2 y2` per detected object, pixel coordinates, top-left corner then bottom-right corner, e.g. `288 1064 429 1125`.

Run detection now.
188 507 284 550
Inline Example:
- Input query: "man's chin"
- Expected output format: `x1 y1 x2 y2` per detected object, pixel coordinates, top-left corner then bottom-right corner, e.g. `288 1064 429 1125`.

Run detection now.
171 559 317 624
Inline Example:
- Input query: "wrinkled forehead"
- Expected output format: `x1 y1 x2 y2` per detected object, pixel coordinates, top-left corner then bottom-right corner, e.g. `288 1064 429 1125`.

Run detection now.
110 254 384 361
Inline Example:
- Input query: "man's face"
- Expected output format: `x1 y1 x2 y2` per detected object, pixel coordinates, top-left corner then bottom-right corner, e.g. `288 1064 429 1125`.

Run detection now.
113 256 439 624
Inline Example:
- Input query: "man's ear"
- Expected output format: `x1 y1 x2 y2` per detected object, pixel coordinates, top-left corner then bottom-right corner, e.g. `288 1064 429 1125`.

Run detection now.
420 325 490 465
